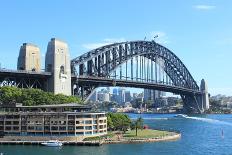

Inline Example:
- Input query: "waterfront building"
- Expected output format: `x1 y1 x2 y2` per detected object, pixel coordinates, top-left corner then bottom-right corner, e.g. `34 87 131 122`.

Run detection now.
17 43 41 71
0 103 107 137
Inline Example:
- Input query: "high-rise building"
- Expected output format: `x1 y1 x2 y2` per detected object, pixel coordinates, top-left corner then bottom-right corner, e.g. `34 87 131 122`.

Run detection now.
45 38 71 95
118 88 125 105
17 43 41 71
97 89 110 102
112 88 118 103
125 91 131 102
144 89 165 104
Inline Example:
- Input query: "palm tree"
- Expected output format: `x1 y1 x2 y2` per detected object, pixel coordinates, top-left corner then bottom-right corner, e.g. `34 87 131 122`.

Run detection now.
135 117 144 136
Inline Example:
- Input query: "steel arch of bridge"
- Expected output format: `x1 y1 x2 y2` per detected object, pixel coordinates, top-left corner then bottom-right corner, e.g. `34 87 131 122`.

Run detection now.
71 40 205 113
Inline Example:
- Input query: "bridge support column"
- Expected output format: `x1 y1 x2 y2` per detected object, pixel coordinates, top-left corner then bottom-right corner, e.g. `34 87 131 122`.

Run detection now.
182 79 209 113
45 38 71 95
200 79 209 111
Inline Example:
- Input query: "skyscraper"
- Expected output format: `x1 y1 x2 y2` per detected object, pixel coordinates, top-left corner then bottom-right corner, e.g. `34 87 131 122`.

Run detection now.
118 88 125 105
125 91 131 102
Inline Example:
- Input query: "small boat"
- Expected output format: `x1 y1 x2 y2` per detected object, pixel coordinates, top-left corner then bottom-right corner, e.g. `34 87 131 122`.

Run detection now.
174 114 188 118
41 140 63 147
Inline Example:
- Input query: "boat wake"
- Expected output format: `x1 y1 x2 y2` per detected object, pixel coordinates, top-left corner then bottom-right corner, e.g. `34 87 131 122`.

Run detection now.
185 116 232 126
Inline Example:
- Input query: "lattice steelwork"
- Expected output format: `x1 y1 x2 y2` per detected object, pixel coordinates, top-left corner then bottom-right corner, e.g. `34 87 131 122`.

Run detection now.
0 69 50 90
72 41 198 88
71 41 204 113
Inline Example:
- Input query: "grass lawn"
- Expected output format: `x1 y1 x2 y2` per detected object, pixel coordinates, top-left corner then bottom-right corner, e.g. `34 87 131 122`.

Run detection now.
83 131 115 141
123 129 174 139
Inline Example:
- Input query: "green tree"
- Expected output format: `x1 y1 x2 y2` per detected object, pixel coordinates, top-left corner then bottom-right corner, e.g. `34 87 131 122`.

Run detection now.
134 117 144 136
0 86 22 104
107 116 114 130
106 113 131 132
0 86 82 106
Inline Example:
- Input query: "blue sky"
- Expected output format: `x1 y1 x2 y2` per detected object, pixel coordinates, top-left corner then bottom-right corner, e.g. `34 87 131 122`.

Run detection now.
0 0 231 96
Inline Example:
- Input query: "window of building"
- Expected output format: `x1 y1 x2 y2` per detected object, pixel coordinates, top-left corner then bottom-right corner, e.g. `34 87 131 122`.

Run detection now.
76 115 82 118
76 132 84 135
35 126 43 131
21 126 27 131
85 126 92 130
85 131 92 135
28 126 34 130
85 120 92 124
5 121 11 125
68 126 74 131
44 126 50 130
68 115 75 119
76 120 84 124
13 121 19 125
5 126 11 130
59 126 66 130
68 121 75 125
99 125 104 129
51 126 58 130
76 126 84 130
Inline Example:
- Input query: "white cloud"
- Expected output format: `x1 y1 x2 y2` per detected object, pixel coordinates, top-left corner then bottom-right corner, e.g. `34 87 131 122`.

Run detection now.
82 38 126 50
193 5 216 10
149 31 169 44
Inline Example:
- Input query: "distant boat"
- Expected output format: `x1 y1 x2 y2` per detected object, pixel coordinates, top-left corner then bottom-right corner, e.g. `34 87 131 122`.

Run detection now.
174 114 188 118
41 140 63 147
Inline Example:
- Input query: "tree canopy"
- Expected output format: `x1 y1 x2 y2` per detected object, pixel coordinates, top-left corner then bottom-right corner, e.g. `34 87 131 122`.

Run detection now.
106 113 131 133
0 86 82 106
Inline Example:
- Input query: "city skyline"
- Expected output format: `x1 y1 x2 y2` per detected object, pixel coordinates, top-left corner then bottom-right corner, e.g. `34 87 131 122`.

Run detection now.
0 0 231 95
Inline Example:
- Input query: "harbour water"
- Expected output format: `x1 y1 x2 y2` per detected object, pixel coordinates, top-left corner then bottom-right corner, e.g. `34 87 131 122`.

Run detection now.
1 114 232 155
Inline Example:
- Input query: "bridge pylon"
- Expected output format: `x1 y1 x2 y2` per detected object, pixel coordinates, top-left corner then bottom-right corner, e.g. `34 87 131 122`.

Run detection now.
200 79 209 111
182 79 209 113
45 38 71 96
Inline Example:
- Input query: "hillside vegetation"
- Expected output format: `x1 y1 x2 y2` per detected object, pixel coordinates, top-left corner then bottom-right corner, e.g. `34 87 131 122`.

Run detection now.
0 86 82 106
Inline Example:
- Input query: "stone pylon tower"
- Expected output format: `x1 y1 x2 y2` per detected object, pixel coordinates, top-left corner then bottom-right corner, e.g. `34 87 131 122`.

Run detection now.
17 43 41 71
200 79 209 111
45 38 71 95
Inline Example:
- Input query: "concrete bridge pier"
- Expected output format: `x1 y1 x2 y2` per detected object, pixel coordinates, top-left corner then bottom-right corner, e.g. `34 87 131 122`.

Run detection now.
200 79 210 112
183 79 209 113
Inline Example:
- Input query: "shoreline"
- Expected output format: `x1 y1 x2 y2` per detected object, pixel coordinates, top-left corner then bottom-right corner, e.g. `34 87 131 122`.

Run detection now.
0 132 181 146
102 133 181 144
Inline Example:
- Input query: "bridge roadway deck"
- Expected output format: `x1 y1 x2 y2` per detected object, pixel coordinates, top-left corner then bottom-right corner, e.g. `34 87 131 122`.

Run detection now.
0 69 51 78
75 76 202 95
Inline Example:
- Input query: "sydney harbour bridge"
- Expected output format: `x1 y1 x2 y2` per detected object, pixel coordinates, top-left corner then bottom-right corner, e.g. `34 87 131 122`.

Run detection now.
0 39 209 113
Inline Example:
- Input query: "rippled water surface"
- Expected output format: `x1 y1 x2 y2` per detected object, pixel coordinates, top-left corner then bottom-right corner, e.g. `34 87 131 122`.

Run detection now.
1 114 232 155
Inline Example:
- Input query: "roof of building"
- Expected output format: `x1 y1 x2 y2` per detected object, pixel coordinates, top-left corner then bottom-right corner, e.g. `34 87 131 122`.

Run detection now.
0 103 90 109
